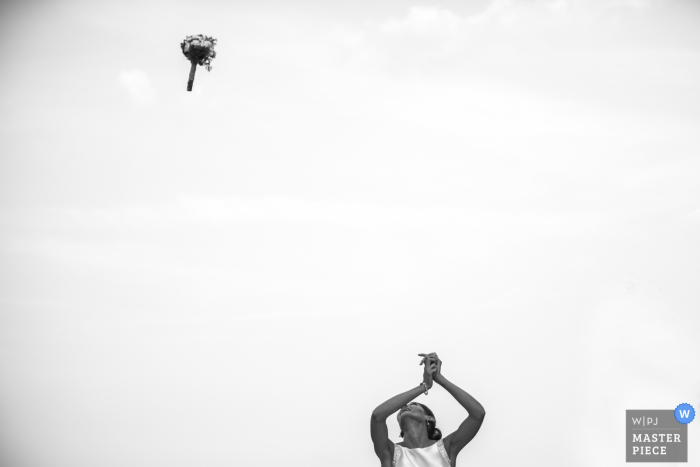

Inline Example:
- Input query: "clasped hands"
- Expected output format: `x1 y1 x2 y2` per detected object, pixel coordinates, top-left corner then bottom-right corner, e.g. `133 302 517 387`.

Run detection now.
419 352 444 390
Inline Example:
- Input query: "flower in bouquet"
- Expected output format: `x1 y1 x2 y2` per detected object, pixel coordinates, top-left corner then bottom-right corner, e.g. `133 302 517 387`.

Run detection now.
181 34 217 91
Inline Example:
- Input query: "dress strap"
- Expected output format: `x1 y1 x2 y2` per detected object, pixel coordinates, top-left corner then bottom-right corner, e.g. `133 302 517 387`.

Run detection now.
437 439 451 464
392 443 402 467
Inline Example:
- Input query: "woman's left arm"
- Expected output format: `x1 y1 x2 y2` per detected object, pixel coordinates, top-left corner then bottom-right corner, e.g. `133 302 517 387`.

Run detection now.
422 354 485 459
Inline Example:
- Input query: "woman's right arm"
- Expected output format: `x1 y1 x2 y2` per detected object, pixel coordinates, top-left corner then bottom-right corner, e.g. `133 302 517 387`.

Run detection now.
370 360 437 464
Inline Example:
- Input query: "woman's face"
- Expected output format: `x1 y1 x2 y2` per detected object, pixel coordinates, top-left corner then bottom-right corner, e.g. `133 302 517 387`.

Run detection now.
397 402 426 423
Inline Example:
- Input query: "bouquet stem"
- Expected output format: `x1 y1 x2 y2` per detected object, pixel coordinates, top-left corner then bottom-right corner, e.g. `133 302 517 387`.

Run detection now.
187 61 197 91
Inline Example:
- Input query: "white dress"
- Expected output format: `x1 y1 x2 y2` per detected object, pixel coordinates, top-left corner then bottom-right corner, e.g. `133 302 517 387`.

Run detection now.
393 439 451 467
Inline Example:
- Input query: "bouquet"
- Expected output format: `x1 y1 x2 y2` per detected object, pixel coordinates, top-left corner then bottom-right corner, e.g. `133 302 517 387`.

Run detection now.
180 34 217 91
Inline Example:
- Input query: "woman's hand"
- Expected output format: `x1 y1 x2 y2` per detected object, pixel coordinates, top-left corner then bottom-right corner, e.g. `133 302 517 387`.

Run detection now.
419 352 444 385
420 354 438 389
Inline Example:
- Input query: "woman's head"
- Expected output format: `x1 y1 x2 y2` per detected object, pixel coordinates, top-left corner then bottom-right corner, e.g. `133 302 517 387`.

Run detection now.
397 402 442 440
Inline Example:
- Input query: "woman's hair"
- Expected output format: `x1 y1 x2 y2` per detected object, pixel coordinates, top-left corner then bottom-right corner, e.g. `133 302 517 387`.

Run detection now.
399 403 442 440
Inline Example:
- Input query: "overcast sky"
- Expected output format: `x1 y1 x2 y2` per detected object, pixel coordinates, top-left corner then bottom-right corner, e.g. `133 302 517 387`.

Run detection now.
1 0 699 466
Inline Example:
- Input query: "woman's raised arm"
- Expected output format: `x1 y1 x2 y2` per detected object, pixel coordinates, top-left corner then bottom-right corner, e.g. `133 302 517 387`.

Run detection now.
370 360 437 464
422 353 485 460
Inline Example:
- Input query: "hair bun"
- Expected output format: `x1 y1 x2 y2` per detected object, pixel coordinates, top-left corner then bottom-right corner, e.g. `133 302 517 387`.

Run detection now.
428 426 442 440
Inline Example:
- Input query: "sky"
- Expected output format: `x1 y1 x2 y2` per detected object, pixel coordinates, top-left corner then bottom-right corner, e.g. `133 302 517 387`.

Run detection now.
1 0 699 466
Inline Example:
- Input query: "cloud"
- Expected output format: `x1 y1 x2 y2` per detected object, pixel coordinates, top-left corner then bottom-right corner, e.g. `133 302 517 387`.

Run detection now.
0 195 618 248
682 208 700 222
118 69 154 106
373 0 658 37
612 0 652 9
379 6 467 37
17 196 467 231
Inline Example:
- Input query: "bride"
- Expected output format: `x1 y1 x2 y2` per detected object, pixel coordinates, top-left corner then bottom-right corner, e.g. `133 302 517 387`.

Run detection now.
370 353 485 466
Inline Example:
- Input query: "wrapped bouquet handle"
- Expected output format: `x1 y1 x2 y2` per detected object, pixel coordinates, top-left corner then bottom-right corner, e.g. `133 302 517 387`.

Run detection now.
180 34 217 91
